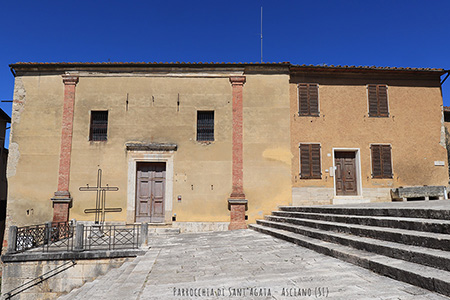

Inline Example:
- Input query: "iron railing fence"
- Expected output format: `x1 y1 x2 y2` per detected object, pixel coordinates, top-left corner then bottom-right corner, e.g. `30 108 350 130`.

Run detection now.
83 224 140 251
43 222 75 252
14 222 72 253
8 222 146 254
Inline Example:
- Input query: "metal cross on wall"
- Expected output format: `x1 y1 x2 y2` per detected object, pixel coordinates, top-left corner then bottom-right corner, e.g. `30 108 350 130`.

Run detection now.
79 169 121 224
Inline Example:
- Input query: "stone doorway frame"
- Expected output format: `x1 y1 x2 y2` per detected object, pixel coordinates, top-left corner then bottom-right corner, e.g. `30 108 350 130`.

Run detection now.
332 148 363 198
126 146 175 224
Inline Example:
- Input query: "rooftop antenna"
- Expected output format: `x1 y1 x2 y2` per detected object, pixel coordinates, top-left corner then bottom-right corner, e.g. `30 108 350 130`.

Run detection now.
260 6 263 63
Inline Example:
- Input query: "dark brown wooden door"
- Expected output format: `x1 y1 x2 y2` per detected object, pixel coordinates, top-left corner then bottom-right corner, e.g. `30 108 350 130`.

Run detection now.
335 152 358 196
136 162 166 223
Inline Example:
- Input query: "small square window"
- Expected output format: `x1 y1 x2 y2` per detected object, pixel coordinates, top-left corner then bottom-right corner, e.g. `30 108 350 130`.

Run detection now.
90 111 108 141
197 111 214 141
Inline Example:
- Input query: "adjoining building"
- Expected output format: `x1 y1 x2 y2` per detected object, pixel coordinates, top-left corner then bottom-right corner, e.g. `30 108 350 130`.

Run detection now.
290 65 448 204
0 108 11 253
3 62 448 237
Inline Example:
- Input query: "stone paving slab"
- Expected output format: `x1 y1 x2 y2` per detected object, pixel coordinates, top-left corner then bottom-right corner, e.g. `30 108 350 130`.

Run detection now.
131 230 449 300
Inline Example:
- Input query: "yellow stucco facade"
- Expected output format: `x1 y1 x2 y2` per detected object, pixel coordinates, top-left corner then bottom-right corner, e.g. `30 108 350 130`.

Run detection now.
6 63 292 228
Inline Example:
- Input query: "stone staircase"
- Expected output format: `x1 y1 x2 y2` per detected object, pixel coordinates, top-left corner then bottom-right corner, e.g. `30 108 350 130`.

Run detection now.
57 249 160 300
249 204 450 297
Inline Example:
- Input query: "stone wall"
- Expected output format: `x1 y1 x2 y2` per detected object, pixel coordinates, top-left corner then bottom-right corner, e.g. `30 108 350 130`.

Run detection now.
1 257 130 300
292 187 392 205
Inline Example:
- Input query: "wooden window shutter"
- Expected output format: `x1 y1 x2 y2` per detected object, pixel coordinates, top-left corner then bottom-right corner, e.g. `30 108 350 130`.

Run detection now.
381 145 393 178
309 84 319 116
371 145 382 178
371 144 392 178
300 144 311 177
368 84 389 117
300 143 321 179
298 84 319 116
311 144 321 178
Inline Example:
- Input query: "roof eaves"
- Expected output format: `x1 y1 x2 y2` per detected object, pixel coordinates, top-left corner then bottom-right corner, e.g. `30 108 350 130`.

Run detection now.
290 64 446 74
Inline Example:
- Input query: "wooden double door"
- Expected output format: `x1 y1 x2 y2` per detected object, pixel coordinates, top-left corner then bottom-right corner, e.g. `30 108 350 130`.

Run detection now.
334 151 358 196
136 162 166 223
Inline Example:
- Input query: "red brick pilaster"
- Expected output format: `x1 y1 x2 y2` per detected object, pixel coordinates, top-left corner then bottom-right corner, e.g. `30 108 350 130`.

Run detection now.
228 76 247 230
51 75 79 223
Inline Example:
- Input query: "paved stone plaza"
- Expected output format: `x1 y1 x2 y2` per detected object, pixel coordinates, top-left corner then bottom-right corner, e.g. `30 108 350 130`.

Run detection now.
118 230 448 300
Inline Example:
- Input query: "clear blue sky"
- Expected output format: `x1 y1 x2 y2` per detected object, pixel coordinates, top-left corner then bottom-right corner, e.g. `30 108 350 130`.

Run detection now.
1 0 449 147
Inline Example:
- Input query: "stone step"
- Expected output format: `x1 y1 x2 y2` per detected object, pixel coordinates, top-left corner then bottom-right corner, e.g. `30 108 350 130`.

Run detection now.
57 281 95 300
58 257 138 299
88 257 143 299
148 227 180 234
279 206 450 220
272 211 450 234
64 281 96 300
100 249 160 300
250 224 450 297
256 219 450 272
263 215 450 251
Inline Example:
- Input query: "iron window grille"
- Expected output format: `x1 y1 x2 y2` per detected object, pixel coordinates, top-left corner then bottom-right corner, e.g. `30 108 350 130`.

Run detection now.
90 111 108 141
197 111 214 141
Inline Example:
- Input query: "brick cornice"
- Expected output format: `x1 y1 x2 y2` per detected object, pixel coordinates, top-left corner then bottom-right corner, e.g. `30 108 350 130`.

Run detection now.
229 76 246 85
62 75 79 85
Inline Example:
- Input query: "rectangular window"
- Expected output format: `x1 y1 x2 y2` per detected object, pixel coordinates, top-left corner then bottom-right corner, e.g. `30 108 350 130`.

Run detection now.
89 111 108 141
368 84 389 117
371 144 393 178
299 143 321 179
197 111 214 141
298 83 319 116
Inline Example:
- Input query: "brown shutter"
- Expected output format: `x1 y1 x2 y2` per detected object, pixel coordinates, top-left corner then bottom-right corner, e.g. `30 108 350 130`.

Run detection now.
372 144 392 178
368 85 378 117
368 84 389 117
311 144 321 178
371 145 382 178
309 84 319 116
298 84 310 116
300 144 321 179
300 144 311 177
381 145 392 178
298 84 319 116
377 85 389 117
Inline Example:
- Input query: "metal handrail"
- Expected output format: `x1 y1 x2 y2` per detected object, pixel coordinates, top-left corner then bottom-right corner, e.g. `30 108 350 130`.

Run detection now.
3 260 76 299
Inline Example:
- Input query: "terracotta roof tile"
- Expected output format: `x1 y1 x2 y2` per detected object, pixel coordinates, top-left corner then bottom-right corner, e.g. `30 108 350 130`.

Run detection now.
10 61 290 66
9 62 446 74
291 64 444 72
